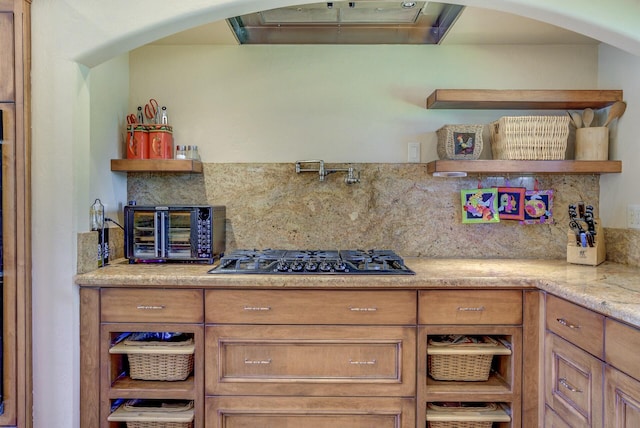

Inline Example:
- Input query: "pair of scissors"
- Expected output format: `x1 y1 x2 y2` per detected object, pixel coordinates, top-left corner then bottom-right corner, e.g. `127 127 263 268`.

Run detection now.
144 98 159 123
126 114 137 125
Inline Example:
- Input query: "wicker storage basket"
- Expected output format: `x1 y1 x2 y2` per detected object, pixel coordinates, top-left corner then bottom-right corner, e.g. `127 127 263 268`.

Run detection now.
426 402 511 428
109 333 195 381
427 336 511 381
490 115 569 160
108 400 194 428
437 124 484 160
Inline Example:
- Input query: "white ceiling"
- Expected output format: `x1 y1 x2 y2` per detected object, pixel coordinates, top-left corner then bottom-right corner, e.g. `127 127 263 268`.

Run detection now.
150 6 599 46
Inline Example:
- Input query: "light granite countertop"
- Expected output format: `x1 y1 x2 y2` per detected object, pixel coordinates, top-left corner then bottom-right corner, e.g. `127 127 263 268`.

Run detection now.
75 258 640 328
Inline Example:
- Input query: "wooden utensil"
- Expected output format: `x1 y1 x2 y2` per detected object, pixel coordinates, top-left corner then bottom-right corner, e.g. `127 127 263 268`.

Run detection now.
582 108 594 127
569 111 582 128
603 101 627 127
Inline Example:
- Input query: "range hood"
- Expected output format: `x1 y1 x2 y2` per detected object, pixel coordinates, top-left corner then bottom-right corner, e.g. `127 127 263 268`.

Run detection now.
228 1 464 44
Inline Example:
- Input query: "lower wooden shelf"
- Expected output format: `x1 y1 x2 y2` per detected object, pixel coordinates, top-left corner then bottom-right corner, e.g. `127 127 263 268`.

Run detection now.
111 159 203 173
427 159 622 176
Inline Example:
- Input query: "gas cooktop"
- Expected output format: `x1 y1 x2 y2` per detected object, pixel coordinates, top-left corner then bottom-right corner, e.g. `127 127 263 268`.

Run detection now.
208 249 414 275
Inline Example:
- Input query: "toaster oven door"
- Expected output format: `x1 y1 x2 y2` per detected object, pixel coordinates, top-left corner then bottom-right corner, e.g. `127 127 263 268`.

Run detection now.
129 210 161 259
166 210 195 258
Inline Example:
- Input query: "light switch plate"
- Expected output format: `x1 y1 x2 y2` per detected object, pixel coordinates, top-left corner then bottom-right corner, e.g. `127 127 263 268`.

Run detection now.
408 142 420 163
628 204 640 229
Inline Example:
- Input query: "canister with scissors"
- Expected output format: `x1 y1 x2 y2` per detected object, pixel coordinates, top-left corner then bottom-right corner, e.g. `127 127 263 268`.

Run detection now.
126 124 149 159
148 124 173 159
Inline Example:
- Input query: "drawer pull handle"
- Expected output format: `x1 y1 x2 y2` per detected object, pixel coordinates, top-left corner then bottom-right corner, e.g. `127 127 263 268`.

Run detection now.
243 306 272 311
349 306 378 312
556 318 581 329
457 306 485 312
559 377 582 393
244 358 272 365
136 305 166 310
349 359 377 365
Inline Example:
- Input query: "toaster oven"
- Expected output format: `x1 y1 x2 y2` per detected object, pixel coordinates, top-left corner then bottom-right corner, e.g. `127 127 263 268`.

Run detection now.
124 205 225 263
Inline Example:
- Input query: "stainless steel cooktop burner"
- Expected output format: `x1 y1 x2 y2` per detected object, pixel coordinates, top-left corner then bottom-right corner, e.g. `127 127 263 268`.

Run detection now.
208 249 414 275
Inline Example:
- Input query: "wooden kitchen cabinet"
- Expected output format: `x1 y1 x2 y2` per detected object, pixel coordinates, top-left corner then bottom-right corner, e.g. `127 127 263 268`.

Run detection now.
80 288 205 428
417 290 524 428
205 289 417 425
544 294 640 427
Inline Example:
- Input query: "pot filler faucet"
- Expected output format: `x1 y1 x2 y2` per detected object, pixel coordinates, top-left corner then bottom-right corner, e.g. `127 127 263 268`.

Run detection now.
295 160 360 184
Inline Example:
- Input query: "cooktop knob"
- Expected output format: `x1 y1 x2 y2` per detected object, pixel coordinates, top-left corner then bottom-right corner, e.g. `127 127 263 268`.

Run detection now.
334 261 347 272
319 261 332 272
291 261 304 272
276 260 289 272
305 261 318 272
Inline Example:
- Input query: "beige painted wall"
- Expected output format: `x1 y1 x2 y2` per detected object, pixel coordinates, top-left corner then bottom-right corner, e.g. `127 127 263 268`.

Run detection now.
129 44 598 164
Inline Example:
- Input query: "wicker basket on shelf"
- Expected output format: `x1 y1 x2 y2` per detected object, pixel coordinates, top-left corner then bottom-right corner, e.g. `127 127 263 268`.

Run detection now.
107 400 194 428
437 124 484 160
109 332 195 381
490 115 569 160
426 402 511 428
427 335 511 381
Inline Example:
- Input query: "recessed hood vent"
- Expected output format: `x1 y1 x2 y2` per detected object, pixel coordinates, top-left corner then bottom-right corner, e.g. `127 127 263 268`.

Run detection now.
228 1 464 44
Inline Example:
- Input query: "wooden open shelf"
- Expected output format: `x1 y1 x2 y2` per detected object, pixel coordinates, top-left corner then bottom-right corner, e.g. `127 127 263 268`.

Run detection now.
109 375 196 400
426 89 623 110
111 159 203 173
427 160 622 176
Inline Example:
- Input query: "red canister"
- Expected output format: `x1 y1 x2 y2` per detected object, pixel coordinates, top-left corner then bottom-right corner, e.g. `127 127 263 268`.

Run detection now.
126 125 149 159
148 124 173 159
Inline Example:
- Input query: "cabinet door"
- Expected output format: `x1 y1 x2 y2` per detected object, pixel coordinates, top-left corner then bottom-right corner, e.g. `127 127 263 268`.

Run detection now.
207 396 415 428
0 11 14 102
545 332 603 427
604 366 640 428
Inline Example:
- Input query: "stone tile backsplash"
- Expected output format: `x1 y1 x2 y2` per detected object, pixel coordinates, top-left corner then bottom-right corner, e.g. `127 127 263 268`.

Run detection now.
124 163 620 261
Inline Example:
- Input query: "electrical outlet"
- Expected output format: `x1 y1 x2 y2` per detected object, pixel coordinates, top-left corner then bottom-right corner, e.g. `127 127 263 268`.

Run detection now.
628 204 640 229
408 142 420 163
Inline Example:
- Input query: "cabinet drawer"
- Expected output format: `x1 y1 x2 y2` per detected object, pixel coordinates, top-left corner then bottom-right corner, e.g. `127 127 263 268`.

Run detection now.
418 290 522 325
545 332 603 428
207 396 416 428
205 325 416 396
546 294 604 358
205 290 416 324
101 288 203 323
605 318 640 381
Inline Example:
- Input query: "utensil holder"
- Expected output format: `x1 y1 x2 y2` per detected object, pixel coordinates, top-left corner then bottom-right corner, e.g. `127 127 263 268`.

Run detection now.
566 220 605 266
575 127 609 160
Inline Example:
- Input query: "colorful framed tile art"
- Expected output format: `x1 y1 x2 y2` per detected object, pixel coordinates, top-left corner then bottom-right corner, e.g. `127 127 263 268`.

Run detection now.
497 187 526 220
521 189 554 224
461 188 500 224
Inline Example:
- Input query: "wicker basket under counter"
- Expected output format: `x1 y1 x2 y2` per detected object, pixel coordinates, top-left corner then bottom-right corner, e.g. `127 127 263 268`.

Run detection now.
490 115 569 160
109 333 195 381
427 335 512 381
426 402 511 428
108 400 194 428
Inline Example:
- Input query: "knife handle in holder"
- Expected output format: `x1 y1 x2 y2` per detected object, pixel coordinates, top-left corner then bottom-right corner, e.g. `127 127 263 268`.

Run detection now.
567 219 605 266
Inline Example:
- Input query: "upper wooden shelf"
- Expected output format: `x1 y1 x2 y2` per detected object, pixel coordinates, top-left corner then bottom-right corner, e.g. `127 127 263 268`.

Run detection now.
427 160 622 176
426 89 623 110
111 159 203 173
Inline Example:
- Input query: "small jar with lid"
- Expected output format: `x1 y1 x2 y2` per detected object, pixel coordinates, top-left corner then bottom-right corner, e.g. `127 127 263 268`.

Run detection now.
187 145 200 160
175 145 187 159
